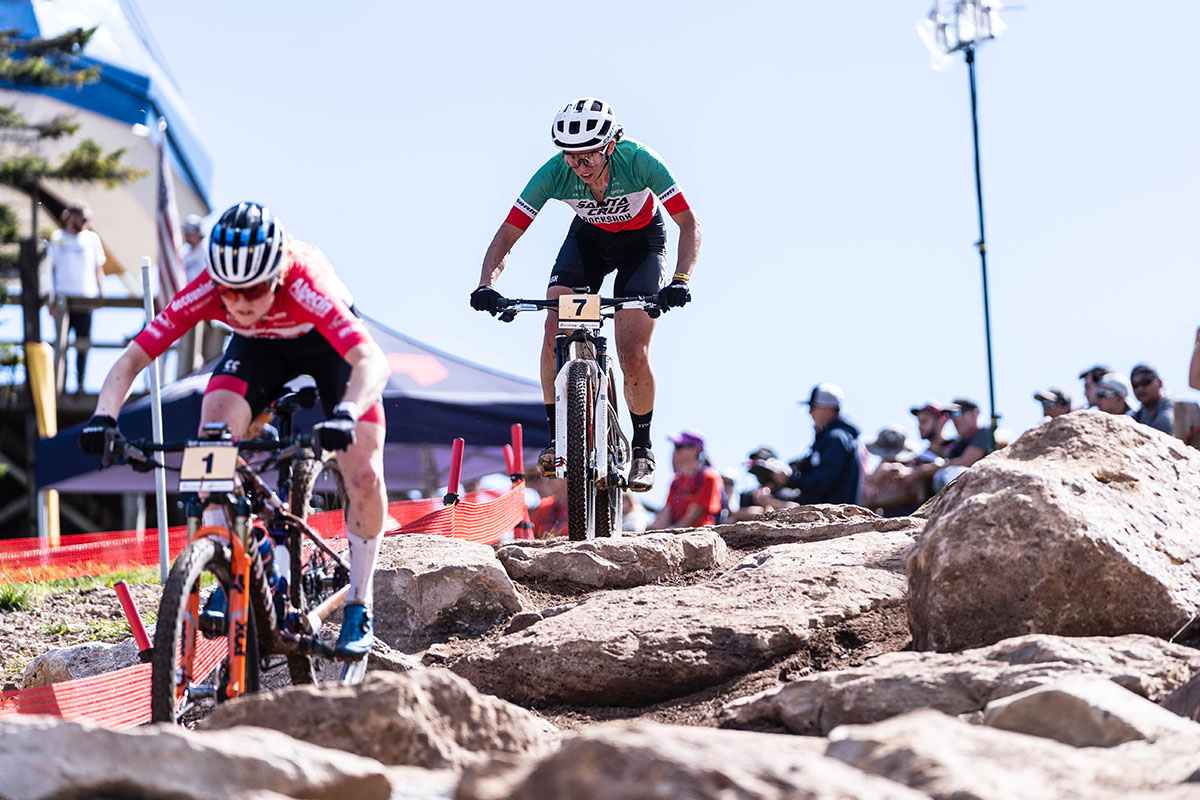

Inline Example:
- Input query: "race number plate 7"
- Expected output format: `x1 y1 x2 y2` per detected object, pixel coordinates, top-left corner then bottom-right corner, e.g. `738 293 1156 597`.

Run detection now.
178 441 238 492
558 294 602 330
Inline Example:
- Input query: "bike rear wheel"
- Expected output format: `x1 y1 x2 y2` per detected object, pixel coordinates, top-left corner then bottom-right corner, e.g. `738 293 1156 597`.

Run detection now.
565 360 596 541
288 454 363 684
150 537 264 724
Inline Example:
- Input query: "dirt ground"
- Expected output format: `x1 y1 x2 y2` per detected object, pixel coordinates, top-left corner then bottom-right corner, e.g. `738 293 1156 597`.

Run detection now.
1 542 912 730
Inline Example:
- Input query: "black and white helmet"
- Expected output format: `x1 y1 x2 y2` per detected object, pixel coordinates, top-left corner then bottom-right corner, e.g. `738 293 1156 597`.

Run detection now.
206 202 287 288
551 97 620 153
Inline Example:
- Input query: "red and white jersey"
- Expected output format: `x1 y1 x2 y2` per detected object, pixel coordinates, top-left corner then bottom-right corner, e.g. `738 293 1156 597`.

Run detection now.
135 238 372 360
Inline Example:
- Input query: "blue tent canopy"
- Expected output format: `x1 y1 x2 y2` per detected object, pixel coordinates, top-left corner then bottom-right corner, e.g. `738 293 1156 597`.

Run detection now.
35 316 549 493
0 0 212 205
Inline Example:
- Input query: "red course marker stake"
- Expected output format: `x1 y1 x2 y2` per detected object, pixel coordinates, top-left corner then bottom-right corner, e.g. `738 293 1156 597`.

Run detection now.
113 580 151 653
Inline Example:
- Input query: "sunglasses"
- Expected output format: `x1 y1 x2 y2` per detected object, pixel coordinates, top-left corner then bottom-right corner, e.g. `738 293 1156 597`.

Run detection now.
1095 389 1121 399
1131 378 1156 389
564 149 607 168
213 279 277 302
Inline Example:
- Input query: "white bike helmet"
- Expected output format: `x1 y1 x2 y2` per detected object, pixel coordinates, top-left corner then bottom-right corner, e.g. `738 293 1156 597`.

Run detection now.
206 202 287 288
551 97 620 153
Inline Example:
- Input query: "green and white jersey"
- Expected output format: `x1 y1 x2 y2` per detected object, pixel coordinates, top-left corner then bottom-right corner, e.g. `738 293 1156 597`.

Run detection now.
503 138 691 233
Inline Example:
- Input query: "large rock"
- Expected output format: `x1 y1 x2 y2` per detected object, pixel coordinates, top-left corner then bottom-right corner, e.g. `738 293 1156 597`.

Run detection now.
200 669 558 770
374 534 526 651
495 530 726 588
826 708 1200 800
454 528 914 706
721 633 1200 735
711 504 922 549
983 676 1200 747
908 411 1200 651
21 639 141 689
457 720 927 800
0 715 393 800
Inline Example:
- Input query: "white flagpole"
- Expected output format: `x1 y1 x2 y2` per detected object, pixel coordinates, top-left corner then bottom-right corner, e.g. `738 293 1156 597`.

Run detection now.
141 258 170 582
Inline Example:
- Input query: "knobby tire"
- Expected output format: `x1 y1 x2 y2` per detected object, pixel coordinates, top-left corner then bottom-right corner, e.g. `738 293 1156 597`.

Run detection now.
288 454 359 685
566 360 594 541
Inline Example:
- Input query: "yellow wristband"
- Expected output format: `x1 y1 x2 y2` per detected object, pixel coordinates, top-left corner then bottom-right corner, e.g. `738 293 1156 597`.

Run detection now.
673 272 691 283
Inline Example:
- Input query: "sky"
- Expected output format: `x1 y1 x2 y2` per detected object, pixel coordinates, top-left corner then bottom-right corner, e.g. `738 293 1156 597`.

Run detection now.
27 1 1200 504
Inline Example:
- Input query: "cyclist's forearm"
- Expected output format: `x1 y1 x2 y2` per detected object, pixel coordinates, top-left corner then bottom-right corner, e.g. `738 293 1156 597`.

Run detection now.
340 342 390 414
94 343 152 418
479 223 524 287
671 210 702 278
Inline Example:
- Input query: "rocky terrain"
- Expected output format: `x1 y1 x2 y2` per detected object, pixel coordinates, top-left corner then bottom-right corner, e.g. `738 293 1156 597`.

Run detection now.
5 410 1200 800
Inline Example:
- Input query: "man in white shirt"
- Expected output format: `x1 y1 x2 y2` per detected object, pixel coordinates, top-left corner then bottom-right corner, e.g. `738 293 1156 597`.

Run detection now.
48 202 105 392
182 214 206 282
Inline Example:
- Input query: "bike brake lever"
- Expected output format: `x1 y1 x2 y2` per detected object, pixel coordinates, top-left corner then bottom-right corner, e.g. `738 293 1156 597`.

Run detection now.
499 309 517 323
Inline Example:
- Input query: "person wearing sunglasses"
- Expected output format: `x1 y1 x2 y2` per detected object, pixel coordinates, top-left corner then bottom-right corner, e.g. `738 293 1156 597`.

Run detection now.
470 97 703 493
1093 373 1132 417
1128 364 1174 435
78 201 390 658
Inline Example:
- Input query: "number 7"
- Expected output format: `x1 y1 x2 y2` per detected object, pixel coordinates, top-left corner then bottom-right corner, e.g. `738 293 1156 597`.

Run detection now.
573 298 587 315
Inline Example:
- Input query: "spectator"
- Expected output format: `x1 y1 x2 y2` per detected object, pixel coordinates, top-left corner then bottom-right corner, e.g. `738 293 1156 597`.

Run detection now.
622 491 651 533
730 446 796 521
1094 373 1132 416
1078 365 1110 408
1033 387 1072 419
182 214 207 282
528 474 568 539
1129 364 1174 435
717 467 738 524
896 401 953 506
786 383 862 505
48 201 106 393
652 430 723 530
861 425 922 515
944 398 992 467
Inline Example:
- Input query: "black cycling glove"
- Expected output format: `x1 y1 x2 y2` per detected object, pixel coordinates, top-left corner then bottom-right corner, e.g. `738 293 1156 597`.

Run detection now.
79 415 118 456
657 280 691 309
314 410 356 452
470 286 504 315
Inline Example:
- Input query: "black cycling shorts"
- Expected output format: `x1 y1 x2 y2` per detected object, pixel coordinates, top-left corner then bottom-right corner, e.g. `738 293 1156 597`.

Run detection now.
548 210 668 297
206 329 351 419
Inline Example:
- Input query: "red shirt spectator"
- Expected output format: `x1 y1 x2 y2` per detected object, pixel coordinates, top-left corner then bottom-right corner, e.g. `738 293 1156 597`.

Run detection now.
653 430 722 529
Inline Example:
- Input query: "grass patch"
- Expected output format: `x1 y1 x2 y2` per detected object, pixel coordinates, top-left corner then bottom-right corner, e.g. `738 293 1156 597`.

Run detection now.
0 582 35 612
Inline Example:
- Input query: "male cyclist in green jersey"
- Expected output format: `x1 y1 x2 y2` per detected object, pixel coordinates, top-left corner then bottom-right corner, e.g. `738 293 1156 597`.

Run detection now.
471 97 702 492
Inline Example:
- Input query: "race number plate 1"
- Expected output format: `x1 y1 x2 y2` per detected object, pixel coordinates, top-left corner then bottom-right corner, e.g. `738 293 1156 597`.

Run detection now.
558 293 602 330
178 441 238 492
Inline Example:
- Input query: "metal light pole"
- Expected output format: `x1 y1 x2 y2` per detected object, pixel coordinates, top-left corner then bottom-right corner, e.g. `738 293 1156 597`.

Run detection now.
919 1 1007 445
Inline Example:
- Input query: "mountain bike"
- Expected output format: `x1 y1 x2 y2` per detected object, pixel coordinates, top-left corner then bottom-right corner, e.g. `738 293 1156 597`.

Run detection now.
495 293 664 541
102 386 366 724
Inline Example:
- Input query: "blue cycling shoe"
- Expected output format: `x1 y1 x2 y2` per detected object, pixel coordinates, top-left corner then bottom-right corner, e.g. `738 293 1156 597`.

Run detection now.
199 586 227 639
334 602 373 658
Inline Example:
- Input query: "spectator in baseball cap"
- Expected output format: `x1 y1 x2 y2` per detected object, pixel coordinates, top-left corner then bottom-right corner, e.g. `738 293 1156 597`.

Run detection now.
730 446 796 522
1094 372 1131 416
785 382 861 505
653 430 722 530
1129 364 1173 434
944 397 991 467
1078 365 1110 408
1033 387 1072 419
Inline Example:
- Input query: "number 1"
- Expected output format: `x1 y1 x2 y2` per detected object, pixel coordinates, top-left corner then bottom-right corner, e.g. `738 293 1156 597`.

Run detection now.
203 453 214 474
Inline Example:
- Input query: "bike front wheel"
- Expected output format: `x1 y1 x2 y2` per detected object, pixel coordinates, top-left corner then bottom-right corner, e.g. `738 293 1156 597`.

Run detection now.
565 360 596 541
150 537 263 724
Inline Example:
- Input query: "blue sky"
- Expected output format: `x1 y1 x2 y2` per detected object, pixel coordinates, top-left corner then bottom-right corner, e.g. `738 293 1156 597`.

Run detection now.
48 2 1200 502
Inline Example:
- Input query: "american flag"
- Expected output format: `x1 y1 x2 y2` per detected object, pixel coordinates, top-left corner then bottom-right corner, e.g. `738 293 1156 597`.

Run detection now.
155 126 186 309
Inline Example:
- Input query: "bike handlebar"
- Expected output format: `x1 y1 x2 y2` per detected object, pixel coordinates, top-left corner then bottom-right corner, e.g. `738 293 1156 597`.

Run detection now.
494 295 665 323
102 431 313 471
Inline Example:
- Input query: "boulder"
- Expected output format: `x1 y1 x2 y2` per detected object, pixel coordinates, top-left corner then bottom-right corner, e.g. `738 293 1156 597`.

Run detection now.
711 504 922 549
495 530 726 588
1163 668 1200 721
826 708 1200 800
21 638 141 689
721 633 1200 735
373 534 526 651
983 676 1200 746
454 529 914 706
0 715 392 800
457 720 928 800
200 669 558 770
908 411 1200 651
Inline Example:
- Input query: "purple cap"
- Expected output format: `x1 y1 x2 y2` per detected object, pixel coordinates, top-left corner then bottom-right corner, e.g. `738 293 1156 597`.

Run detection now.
668 430 705 450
